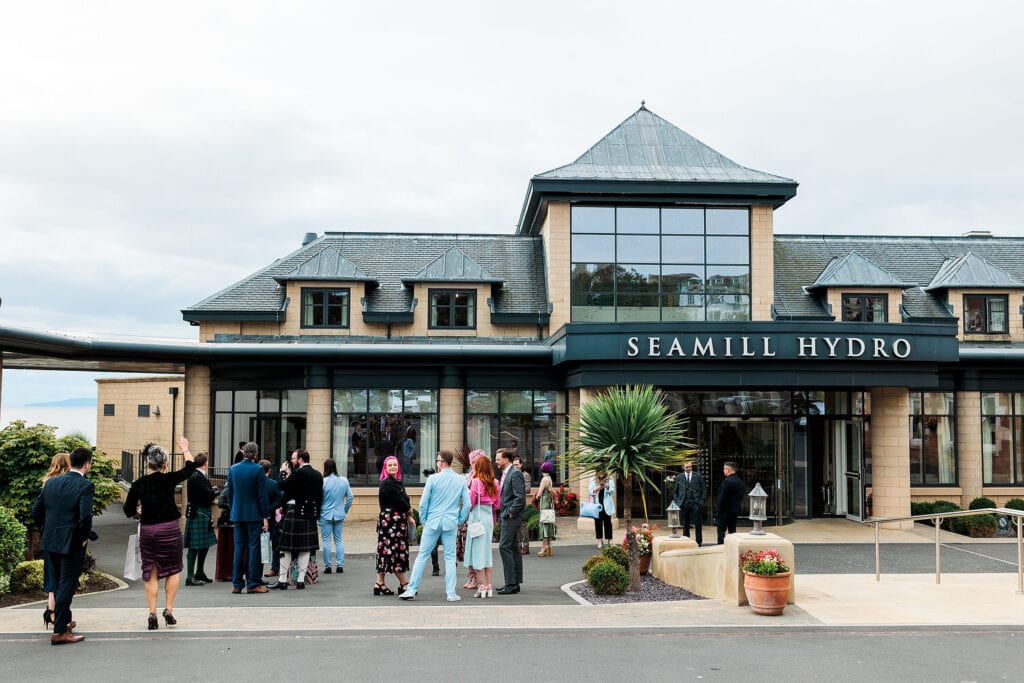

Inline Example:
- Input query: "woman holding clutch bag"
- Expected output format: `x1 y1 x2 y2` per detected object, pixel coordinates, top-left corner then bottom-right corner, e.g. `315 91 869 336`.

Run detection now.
532 461 556 556
465 457 499 598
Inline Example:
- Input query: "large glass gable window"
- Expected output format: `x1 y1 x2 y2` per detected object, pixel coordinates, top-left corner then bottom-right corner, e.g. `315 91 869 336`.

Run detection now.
571 205 750 322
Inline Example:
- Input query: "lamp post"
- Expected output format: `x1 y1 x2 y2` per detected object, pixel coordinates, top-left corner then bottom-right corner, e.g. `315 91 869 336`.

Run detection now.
667 501 681 538
748 482 768 535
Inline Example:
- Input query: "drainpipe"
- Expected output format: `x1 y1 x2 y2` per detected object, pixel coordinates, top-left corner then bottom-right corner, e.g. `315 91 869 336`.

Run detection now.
168 386 179 453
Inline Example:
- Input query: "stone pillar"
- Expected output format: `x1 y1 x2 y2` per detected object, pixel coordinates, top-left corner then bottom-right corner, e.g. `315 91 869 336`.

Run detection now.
439 387 465 453
750 204 775 321
305 388 332 470
957 391 983 507
870 386 912 529
183 365 211 455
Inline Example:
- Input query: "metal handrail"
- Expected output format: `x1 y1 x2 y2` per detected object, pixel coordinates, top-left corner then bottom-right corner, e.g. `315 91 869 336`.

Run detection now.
861 508 1024 594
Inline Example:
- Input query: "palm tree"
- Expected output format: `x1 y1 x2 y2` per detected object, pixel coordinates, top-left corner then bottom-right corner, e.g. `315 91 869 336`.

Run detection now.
566 385 694 590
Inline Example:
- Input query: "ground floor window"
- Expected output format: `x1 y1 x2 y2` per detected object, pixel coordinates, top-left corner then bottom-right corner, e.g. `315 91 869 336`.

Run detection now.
213 389 307 471
909 391 957 485
982 392 1024 484
465 389 567 482
332 389 438 486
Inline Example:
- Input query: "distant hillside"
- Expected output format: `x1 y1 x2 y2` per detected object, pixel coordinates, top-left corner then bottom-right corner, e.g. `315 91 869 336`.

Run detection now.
24 397 97 408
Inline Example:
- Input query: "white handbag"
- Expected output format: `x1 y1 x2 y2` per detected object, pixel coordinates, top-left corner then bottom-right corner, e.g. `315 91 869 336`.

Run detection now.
123 525 142 581
467 502 486 538
539 508 556 524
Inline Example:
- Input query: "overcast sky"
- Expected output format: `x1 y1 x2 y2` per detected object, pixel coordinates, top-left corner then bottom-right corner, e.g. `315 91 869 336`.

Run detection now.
2 1 1023 405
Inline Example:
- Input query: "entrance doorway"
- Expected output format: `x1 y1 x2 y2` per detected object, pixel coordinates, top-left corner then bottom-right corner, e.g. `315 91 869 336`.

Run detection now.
706 419 781 524
793 416 864 520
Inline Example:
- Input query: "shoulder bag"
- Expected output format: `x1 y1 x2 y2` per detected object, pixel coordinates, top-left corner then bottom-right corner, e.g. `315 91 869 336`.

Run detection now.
579 495 603 519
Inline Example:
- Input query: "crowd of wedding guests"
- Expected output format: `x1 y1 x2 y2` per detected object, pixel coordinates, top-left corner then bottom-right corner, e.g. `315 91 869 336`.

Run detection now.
31 438 566 644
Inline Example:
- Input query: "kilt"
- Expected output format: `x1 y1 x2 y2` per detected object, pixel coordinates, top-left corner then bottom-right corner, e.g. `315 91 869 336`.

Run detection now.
280 511 319 553
183 508 217 549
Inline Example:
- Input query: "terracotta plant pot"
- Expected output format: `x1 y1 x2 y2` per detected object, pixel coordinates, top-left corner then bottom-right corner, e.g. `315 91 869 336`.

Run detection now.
743 570 791 616
638 555 651 575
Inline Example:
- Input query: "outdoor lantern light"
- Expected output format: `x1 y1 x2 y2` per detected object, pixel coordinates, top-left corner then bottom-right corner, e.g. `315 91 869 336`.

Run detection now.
667 501 681 538
748 482 768 535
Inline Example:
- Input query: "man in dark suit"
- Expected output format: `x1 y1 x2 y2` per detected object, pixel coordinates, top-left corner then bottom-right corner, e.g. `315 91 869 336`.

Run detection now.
672 460 707 546
225 442 269 594
32 447 94 645
715 461 746 545
495 447 526 594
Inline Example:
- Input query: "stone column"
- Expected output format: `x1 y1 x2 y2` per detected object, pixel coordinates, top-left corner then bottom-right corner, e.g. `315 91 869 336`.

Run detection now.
305 388 332 471
870 386 912 529
439 387 465 454
957 391 983 507
183 365 211 455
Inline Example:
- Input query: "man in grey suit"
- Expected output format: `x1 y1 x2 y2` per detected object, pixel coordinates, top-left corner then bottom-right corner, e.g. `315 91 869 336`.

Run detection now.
672 460 707 546
495 447 526 594
32 447 95 645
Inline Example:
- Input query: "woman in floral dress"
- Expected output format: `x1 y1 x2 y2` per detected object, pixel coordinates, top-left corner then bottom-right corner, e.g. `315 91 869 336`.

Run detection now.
374 456 411 596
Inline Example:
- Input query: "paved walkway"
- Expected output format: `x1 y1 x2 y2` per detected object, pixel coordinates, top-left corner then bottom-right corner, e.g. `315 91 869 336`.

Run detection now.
2 516 1022 634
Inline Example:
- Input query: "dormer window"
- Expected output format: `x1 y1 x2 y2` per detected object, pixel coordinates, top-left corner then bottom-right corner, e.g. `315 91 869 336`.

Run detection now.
964 294 1007 334
841 294 887 322
302 288 350 328
430 289 476 329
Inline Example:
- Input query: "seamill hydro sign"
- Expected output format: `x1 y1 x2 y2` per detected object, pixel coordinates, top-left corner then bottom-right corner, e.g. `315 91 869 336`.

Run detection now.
550 322 961 365
626 334 912 360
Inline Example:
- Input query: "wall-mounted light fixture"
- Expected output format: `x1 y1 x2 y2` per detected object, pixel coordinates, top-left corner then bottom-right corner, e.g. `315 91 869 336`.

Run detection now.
153 406 161 416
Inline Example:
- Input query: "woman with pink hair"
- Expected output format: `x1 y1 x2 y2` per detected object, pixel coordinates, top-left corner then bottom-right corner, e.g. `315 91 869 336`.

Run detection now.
374 456 411 596
461 449 487 589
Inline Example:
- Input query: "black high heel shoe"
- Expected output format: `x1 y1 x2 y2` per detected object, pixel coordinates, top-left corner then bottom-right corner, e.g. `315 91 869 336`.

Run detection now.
373 581 394 596
398 582 409 597
148 613 159 630
43 607 53 628
162 609 176 626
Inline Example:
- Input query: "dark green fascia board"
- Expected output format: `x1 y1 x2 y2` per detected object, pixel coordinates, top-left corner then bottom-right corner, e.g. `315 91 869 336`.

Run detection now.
361 311 415 324
0 324 552 366
490 311 552 325
516 178 799 235
180 309 285 325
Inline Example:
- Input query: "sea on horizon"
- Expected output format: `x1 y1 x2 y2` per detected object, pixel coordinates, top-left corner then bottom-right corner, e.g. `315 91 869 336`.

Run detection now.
1 406 97 445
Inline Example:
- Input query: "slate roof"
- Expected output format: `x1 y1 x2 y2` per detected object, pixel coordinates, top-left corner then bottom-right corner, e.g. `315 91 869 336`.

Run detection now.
534 105 795 185
806 251 913 291
402 247 503 284
183 233 547 319
774 235 1024 320
924 252 1023 291
273 246 375 283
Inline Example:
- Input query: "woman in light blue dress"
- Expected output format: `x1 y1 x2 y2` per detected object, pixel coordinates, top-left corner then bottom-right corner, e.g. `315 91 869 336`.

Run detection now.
465 456 499 598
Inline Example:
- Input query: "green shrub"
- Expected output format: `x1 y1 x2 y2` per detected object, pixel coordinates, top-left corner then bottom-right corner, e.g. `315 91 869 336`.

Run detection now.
9 560 44 592
600 544 630 571
410 508 420 525
587 560 629 595
910 502 934 516
1003 498 1024 511
492 520 501 543
969 497 997 510
526 515 540 540
582 555 609 576
524 505 539 522
964 514 998 538
0 506 27 577
931 500 961 514
0 574 9 595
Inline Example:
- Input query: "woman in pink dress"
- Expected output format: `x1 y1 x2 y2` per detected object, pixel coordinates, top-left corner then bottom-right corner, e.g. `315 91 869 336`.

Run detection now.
464 456 500 598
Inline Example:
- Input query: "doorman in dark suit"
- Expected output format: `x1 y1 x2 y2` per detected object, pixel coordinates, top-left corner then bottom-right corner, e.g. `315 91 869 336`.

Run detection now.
715 460 745 544
672 460 707 546
32 447 95 645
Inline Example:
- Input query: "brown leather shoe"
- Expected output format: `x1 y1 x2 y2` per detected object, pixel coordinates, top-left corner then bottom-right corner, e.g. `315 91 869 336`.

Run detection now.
51 632 85 645
231 588 242 594
248 585 269 594
264 570 278 577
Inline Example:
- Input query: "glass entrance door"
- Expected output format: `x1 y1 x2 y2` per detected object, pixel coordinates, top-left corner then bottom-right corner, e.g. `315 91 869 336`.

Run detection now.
707 419 780 523
844 419 863 521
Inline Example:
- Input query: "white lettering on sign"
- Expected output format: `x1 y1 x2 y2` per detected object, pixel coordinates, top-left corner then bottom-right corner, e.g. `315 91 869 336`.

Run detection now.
621 335 915 360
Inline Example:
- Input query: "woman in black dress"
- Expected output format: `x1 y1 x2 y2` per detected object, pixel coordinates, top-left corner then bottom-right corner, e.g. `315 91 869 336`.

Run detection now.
123 436 195 630
374 455 411 596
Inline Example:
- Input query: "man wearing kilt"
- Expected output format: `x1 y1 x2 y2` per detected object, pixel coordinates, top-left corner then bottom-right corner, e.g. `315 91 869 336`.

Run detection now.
184 452 218 586
275 449 323 590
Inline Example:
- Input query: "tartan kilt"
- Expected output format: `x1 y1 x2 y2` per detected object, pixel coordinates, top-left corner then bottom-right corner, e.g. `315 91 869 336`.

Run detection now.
183 509 217 549
280 512 320 553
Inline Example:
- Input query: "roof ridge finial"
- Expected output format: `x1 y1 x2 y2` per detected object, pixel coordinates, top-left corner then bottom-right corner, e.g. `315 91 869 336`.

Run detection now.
639 99 646 110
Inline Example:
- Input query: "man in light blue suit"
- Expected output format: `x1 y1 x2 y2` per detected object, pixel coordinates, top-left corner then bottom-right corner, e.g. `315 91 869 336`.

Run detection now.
399 450 470 602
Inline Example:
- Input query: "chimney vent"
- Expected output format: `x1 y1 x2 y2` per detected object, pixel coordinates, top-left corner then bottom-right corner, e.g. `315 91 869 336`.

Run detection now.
301 232 318 246
962 230 992 238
